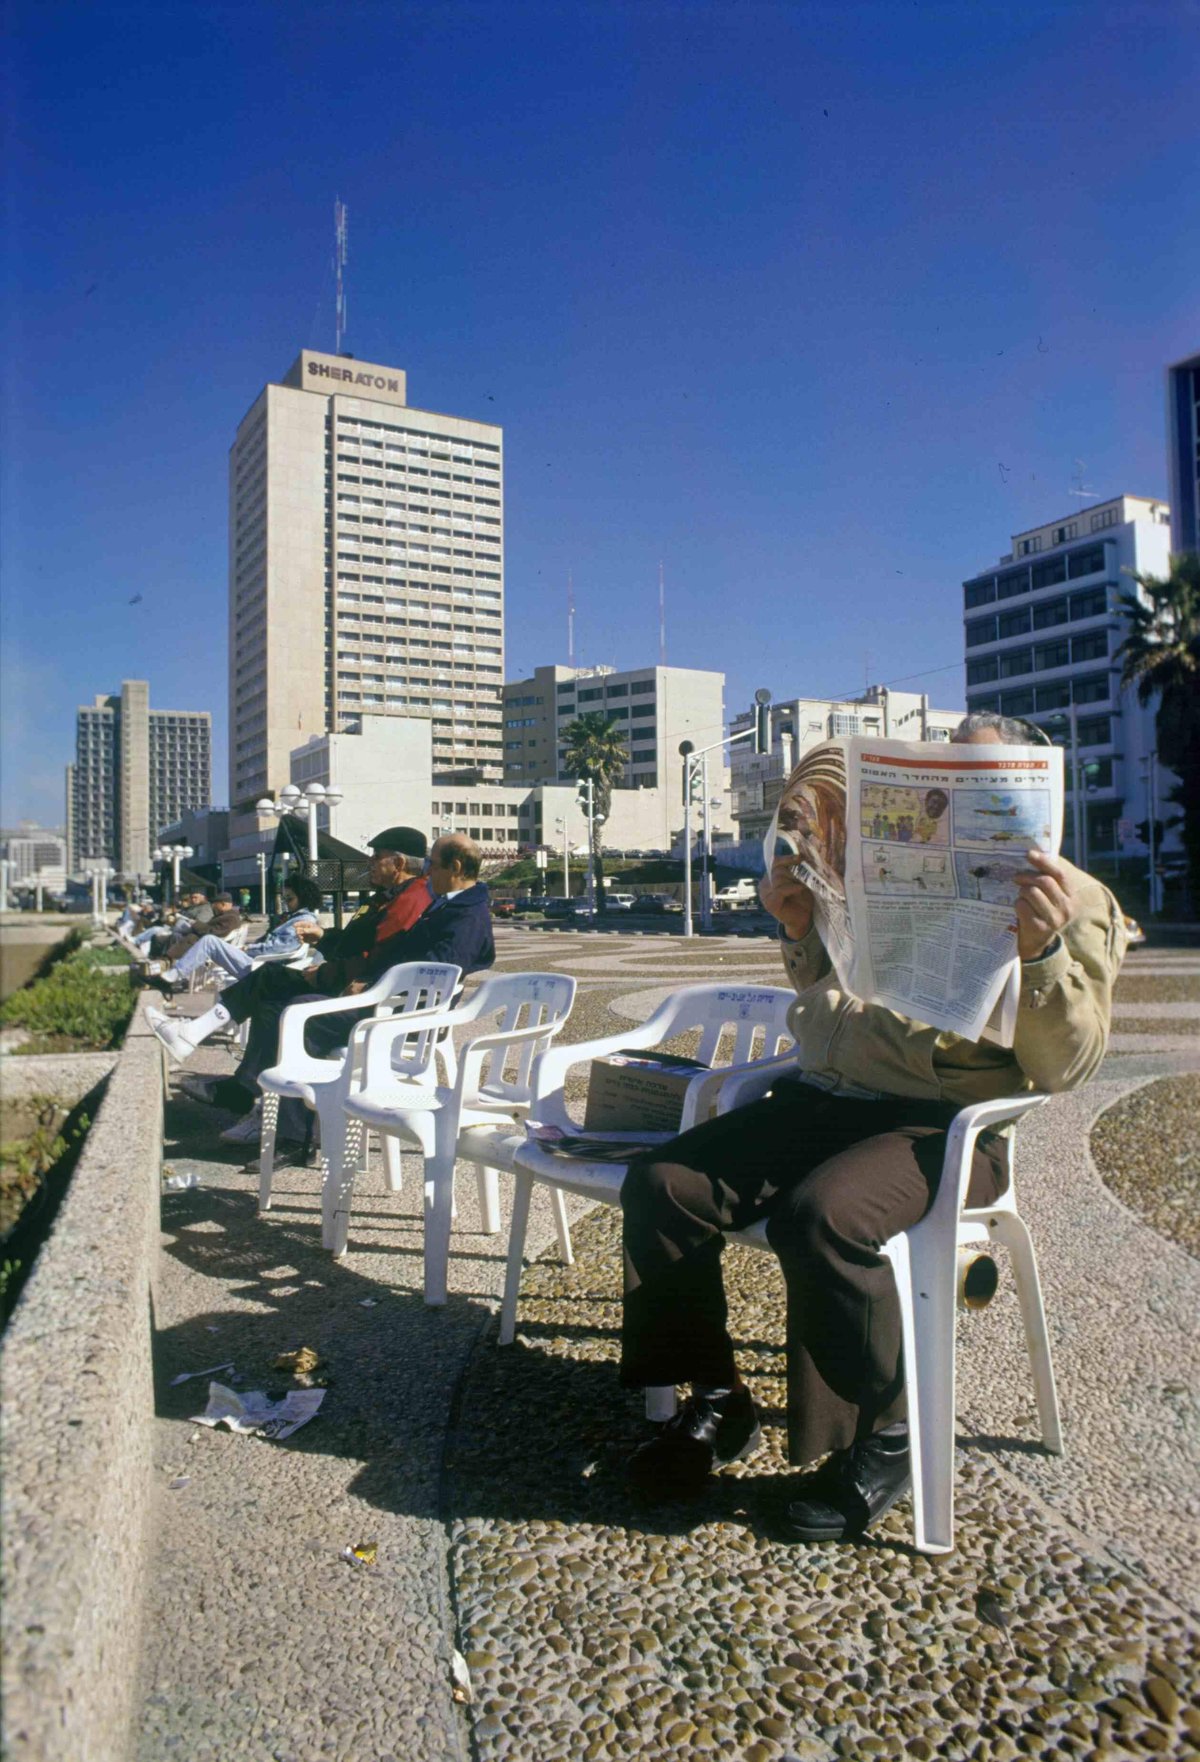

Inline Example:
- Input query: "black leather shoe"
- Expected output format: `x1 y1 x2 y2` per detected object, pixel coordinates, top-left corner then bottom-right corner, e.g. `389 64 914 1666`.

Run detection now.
785 1430 912 1541
627 1388 762 1499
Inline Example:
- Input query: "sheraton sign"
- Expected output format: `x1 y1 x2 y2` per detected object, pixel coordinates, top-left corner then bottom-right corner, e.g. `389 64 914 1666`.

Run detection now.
307 361 402 393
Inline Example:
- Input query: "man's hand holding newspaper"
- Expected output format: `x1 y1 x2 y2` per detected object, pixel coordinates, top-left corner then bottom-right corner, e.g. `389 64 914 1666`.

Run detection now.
758 856 815 941
1013 848 1079 961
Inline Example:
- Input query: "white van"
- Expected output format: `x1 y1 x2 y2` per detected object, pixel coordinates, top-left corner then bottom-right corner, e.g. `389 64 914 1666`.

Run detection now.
605 892 637 911
712 878 759 910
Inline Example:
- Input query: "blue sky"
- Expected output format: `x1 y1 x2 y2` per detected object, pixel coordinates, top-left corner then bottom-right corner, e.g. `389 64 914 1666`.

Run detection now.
3 0 1197 824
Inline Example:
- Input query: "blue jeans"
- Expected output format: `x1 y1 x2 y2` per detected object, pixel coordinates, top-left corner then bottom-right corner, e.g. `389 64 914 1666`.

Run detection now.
171 934 253 981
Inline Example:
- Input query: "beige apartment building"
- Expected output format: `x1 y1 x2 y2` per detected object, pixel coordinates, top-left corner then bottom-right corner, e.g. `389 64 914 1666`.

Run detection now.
68 680 211 878
502 663 730 797
228 349 504 808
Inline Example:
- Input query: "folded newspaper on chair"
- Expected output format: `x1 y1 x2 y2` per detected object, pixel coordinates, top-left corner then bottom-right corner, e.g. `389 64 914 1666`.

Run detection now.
524 1122 673 1163
764 736 1063 1046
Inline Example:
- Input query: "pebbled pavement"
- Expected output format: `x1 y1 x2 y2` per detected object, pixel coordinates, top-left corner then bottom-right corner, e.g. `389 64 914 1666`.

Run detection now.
131 934 1200 1760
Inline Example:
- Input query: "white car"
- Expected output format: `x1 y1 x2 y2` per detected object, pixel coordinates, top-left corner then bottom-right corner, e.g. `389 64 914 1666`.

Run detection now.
605 892 636 912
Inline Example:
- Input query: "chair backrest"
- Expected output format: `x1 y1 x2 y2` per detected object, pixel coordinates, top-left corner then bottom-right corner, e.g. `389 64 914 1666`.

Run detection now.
363 961 464 1082
644 983 796 1067
463 972 577 1107
223 924 252 950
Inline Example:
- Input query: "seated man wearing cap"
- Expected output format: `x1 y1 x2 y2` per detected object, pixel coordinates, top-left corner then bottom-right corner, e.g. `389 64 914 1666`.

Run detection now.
148 832 495 1145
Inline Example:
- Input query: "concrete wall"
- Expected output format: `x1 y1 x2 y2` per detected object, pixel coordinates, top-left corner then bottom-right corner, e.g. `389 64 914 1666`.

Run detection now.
1 998 163 1762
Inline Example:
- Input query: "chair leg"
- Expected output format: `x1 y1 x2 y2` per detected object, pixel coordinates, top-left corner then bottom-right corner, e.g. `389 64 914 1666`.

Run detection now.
323 1103 356 1255
498 1169 534 1345
987 1211 1063 1454
476 1165 501 1234
891 1227 959 1555
550 1186 574 1264
258 1092 279 1213
423 1150 455 1307
645 1386 678 1423
382 1134 403 1193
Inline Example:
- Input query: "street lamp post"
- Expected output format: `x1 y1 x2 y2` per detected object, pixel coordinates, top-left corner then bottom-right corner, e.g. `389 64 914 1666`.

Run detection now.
153 843 194 904
0 858 11 913
257 849 269 915
1141 750 1161 914
256 781 345 879
554 817 569 897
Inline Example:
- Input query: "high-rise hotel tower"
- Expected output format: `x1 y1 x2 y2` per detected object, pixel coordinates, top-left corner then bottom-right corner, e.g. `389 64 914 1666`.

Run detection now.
228 350 504 805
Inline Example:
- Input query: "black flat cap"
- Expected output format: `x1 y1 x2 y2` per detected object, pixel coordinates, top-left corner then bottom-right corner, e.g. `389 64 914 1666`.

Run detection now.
368 825 428 858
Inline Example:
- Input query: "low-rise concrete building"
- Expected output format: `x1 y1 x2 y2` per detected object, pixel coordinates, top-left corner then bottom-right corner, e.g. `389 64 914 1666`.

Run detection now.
730 685 963 844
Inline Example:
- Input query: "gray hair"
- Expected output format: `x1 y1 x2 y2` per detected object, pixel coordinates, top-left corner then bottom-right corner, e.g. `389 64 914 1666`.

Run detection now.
951 710 1049 746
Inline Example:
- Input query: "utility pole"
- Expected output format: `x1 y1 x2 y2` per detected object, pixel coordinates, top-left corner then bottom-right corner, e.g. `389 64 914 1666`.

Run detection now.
679 690 772 938
658 561 666 665
577 776 595 910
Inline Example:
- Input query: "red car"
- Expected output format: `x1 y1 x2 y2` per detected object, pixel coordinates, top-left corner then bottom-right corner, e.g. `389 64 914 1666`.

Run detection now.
491 899 516 919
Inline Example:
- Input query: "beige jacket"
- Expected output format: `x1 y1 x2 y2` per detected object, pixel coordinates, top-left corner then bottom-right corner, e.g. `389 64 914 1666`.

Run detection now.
778 862 1126 1106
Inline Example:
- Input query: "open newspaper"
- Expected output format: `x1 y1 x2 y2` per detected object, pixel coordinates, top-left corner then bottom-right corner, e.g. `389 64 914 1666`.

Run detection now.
763 736 1063 1045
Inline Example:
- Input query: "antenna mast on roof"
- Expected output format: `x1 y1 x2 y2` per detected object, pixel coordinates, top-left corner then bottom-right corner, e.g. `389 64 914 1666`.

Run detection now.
1068 458 1096 500
334 198 349 353
567 571 576 667
658 561 667 664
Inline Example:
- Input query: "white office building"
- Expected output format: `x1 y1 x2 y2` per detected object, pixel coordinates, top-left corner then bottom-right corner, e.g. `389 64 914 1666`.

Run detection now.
228 349 504 808
962 495 1178 869
730 685 963 845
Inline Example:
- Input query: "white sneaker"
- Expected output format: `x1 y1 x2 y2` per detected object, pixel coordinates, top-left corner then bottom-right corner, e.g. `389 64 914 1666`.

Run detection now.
219 1106 262 1145
147 1006 198 1064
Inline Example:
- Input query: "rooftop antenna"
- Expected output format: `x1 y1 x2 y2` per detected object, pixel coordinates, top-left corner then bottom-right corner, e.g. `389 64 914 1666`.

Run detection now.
567 571 576 667
658 561 667 664
1068 458 1096 500
334 198 349 354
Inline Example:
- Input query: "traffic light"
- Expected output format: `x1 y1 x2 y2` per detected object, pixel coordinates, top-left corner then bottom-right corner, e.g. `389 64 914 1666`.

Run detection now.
576 776 594 818
688 765 704 804
1135 821 1150 844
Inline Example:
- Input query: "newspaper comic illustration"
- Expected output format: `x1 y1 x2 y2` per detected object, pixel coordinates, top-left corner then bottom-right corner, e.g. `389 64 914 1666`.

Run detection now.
763 736 1064 1044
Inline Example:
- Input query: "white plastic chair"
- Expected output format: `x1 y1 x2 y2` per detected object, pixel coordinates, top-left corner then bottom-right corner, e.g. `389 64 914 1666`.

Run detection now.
458 985 796 1349
340 972 578 1302
707 1064 1057 1554
256 961 463 1239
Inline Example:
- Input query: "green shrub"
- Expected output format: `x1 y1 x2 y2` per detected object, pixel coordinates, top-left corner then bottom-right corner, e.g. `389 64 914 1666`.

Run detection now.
0 949 135 1050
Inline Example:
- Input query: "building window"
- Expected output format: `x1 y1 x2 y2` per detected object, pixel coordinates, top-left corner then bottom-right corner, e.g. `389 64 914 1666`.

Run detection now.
1052 523 1078 545
1034 640 1070 672
1032 596 1070 631
630 679 656 694
1068 587 1108 621
1076 715 1111 747
1017 537 1042 556
997 607 1032 639
966 616 997 648
1031 557 1068 591
1072 629 1109 663
963 578 997 609
1067 545 1106 580
998 649 1032 680
1071 674 1109 705
1090 508 1118 532
1033 680 1071 711
997 568 1031 599
999 689 1035 717
966 657 1000 686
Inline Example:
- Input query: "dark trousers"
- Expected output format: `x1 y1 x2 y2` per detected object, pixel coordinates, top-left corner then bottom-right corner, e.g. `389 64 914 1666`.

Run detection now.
221 965 370 1093
619 1082 1005 1465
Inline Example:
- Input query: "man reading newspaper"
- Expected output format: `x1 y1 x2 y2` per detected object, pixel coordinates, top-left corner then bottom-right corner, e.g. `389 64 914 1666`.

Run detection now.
620 712 1126 1539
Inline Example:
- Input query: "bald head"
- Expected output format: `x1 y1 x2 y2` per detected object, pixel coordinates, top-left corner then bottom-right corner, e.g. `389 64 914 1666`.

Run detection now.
429 832 482 894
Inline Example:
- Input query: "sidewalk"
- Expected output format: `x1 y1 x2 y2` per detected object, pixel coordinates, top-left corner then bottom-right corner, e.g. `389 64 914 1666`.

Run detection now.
132 932 1200 1760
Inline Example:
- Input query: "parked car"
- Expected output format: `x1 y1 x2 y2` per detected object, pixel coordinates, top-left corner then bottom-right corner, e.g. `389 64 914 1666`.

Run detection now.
605 892 637 912
632 894 682 915
491 899 516 919
543 896 587 918
512 896 548 916
713 878 760 909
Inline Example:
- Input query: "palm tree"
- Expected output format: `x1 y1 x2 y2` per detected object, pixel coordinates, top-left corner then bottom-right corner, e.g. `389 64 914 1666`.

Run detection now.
1115 552 1200 907
560 711 628 915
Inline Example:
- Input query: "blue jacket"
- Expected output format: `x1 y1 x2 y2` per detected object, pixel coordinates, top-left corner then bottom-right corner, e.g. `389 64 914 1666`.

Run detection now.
249 908 319 959
363 882 495 982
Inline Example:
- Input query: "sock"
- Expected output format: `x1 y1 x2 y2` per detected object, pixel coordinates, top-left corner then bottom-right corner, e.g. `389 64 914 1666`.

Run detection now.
694 1382 748 1409
162 967 180 984
185 1001 232 1044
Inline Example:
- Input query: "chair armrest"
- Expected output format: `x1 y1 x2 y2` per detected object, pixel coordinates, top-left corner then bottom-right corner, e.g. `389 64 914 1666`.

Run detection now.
686 1049 800 1125
923 1092 1047 1232
351 998 474 1089
275 986 401 1067
526 1020 674 1128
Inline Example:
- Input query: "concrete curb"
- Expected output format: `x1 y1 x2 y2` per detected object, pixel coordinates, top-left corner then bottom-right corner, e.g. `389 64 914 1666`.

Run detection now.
1 995 163 1762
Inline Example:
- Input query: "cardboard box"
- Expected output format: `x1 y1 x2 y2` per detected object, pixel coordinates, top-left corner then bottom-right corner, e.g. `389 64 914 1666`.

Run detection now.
583 1049 710 1133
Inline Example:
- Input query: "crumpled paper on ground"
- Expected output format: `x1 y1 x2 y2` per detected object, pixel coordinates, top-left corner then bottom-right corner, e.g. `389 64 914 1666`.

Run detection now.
190 1380 325 1441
